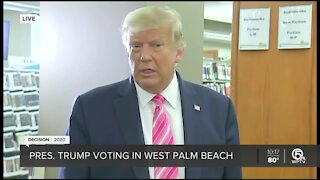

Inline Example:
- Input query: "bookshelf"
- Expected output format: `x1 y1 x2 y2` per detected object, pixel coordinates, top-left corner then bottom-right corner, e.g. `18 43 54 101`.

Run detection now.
202 56 231 97
3 68 39 179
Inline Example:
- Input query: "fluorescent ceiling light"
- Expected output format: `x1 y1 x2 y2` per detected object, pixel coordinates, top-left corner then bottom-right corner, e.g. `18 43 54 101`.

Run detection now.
32 10 40 15
4 1 40 10
203 31 232 41
4 2 40 14
3 5 28 12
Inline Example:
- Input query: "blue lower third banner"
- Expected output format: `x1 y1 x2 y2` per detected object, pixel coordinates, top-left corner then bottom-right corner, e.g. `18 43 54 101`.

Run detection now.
20 145 320 167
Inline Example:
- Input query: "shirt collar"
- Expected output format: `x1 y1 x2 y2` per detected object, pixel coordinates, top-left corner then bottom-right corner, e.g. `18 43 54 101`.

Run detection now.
134 72 179 109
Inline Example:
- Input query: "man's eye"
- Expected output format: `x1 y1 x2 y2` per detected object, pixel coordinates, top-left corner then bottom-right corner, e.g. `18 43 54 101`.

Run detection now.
132 45 141 48
154 43 163 48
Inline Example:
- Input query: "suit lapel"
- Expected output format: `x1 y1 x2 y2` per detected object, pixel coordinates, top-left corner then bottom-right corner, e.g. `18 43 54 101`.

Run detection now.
113 77 149 179
177 73 202 179
113 74 203 179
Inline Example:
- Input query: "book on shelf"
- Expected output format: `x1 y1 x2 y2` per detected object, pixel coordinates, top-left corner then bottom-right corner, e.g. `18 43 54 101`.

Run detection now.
3 132 17 152
6 72 23 91
203 64 214 81
3 91 13 111
16 111 33 131
20 72 37 91
35 73 40 89
211 63 218 80
220 84 225 95
10 91 26 112
24 91 40 111
225 82 231 97
217 64 226 80
4 73 9 91
4 157 15 174
225 65 231 80
202 66 207 80
3 112 17 131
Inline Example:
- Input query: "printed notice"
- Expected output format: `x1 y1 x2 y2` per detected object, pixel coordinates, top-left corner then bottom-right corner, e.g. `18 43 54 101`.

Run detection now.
239 8 270 50
278 5 312 49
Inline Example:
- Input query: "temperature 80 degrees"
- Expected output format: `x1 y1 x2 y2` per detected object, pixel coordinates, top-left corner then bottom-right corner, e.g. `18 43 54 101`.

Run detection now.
267 157 279 163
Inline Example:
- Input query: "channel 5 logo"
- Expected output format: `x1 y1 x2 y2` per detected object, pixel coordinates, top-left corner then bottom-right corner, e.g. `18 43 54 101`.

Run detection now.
291 148 306 164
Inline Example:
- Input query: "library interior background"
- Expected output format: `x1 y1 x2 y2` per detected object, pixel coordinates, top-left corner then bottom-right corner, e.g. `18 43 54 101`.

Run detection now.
3 1 316 179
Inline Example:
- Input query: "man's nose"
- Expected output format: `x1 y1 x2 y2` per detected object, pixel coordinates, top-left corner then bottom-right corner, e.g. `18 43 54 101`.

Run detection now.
140 45 152 61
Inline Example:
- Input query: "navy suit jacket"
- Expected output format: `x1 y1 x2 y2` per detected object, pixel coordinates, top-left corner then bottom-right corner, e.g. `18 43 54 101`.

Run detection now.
58 72 242 179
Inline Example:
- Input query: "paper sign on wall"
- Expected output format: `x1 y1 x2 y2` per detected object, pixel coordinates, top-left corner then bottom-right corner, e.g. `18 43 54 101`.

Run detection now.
278 5 312 49
238 8 270 50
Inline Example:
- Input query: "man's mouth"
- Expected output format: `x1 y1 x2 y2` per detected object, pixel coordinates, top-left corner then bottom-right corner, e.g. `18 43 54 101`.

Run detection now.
140 68 156 76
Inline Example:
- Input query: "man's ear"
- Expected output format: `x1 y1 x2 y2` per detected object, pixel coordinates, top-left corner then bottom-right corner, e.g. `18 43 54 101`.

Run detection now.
175 47 184 63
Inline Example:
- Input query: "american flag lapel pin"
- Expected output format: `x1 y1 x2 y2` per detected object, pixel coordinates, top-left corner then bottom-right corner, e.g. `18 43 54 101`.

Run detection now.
194 104 201 111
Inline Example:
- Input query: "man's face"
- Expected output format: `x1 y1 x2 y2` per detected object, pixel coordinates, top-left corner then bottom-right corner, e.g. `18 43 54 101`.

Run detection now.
128 26 184 94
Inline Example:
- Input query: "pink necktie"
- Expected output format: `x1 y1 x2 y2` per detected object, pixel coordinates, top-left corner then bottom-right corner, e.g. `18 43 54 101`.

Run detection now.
152 94 179 179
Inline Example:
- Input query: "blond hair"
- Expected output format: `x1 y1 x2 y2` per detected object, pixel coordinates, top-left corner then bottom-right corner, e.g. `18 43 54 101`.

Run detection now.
121 6 186 51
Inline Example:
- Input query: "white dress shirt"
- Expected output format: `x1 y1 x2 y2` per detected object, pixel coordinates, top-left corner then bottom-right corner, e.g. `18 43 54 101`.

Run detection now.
134 73 185 179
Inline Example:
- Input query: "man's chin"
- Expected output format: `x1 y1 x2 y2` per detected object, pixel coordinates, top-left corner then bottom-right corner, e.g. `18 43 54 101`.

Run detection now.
138 81 161 93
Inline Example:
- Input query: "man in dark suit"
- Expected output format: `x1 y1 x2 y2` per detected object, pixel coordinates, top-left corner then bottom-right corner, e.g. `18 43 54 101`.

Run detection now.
59 6 241 179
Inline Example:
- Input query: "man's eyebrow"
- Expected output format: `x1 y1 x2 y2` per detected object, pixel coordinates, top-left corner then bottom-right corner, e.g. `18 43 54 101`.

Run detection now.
149 40 163 43
129 41 141 44
129 40 164 44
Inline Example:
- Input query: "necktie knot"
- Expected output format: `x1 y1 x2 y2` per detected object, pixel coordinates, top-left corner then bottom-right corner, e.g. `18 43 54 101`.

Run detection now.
152 94 165 106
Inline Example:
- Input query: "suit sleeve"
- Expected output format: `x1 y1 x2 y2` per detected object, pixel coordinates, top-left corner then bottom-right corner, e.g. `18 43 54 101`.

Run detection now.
223 98 242 179
57 96 90 179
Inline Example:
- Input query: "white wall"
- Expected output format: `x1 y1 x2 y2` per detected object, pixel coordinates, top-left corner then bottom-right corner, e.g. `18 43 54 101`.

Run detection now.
38 2 145 178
